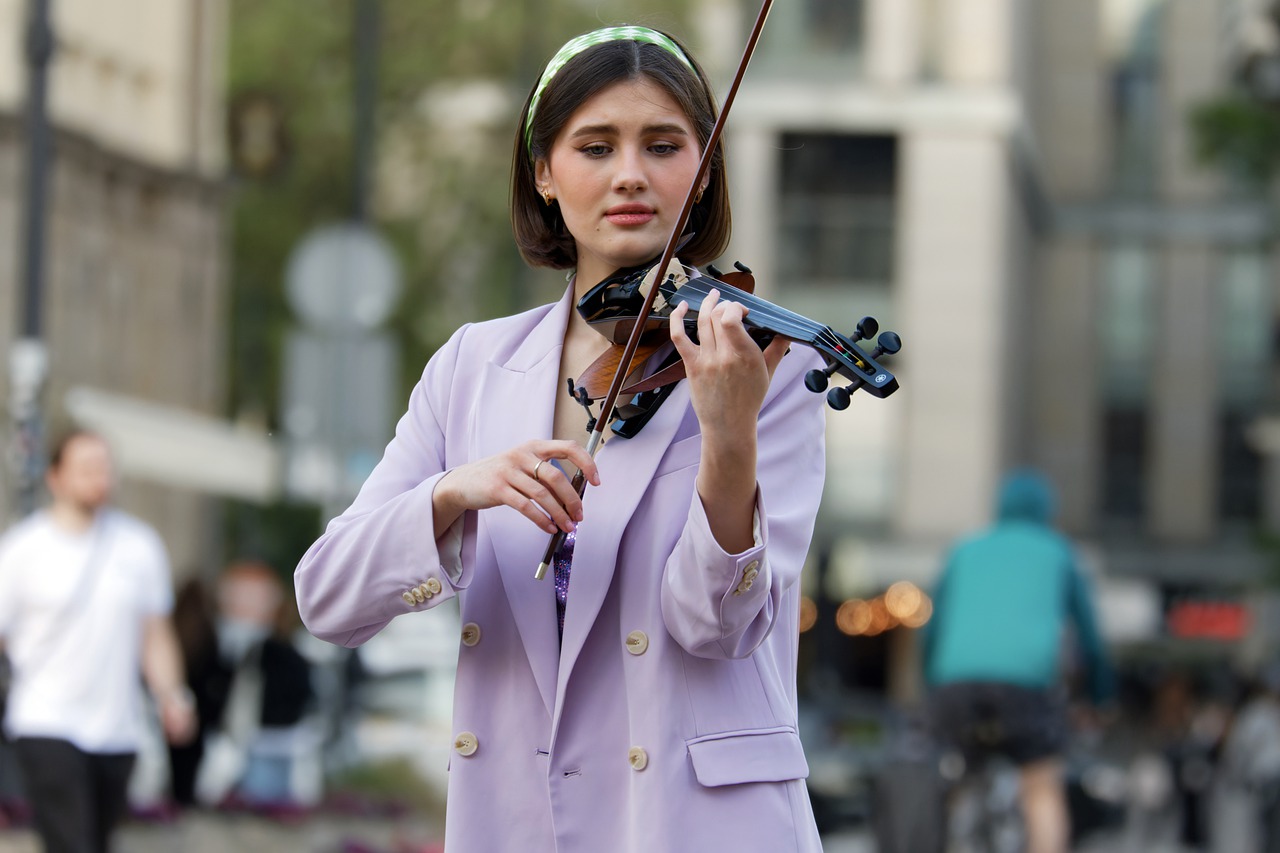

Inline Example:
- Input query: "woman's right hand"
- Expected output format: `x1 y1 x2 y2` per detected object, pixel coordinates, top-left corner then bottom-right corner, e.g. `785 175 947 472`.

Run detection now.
432 440 601 538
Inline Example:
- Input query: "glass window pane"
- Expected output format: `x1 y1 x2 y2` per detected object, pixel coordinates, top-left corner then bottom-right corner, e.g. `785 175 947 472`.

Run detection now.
1100 243 1155 405
1219 249 1271 409
778 134 896 289
1100 242 1155 521
1218 248 1271 521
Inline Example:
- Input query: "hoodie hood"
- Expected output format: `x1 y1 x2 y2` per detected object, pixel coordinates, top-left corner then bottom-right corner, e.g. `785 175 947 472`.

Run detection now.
996 469 1056 525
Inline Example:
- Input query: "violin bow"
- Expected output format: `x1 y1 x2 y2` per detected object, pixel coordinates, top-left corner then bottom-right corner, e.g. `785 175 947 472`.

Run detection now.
536 0 776 579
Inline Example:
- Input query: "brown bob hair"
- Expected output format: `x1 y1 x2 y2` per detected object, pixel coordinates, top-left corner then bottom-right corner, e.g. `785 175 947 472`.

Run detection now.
510 31 732 271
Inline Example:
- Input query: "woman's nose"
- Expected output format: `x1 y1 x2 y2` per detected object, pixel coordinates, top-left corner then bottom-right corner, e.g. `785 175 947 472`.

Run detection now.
612 147 647 192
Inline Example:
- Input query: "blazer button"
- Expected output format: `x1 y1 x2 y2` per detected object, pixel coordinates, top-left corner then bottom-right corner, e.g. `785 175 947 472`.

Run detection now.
625 630 649 655
454 731 479 757
425 577 443 596
627 746 649 771
744 560 760 574
411 586 426 603
461 622 481 647
402 591 417 605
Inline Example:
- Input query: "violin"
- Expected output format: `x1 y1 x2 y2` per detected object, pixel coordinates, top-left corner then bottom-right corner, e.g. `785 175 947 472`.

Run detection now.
572 257 902 416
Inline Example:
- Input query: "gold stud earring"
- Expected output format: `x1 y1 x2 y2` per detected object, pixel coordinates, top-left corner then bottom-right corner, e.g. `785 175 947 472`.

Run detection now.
695 188 705 204
542 190 553 206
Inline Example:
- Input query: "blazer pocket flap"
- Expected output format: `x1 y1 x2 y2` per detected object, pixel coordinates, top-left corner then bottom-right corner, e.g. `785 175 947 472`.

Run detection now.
686 728 809 787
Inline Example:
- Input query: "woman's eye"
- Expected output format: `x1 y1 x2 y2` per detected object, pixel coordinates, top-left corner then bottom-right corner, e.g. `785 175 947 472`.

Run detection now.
581 144 610 157
650 143 679 155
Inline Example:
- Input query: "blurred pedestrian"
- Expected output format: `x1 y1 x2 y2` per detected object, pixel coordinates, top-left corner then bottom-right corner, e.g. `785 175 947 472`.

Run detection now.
923 468 1114 853
0 429 195 853
1219 662 1280 852
295 24 826 853
195 560 315 810
167 576 228 807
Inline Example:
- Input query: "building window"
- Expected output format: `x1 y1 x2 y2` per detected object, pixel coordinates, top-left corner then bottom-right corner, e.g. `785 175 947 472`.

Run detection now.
1105 0 1165 199
1218 249 1270 521
755 0 864 74
804 0 863 56
777 133 896 290
1100 243 1155 520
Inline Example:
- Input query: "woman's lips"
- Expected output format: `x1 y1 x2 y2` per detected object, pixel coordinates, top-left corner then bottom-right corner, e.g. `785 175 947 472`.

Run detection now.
605 205 655 226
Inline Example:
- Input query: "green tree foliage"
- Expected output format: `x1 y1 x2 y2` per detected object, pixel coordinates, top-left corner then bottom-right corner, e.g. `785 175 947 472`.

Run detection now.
1190 94 1280 187
226 0 690 424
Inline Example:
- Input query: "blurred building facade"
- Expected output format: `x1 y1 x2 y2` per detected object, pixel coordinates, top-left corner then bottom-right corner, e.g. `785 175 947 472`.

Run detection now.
692 0 1279 698
0 0 229 572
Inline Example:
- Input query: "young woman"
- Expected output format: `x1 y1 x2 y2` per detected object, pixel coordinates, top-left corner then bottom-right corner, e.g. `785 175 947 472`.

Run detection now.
295 26 827 852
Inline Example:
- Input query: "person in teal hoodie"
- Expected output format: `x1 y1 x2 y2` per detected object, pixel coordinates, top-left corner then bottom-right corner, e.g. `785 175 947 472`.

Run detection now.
923 469 1114 853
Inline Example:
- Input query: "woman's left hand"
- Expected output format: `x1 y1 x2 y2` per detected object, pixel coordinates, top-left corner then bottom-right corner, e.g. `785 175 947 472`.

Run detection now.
669 289 789 553
669 289 789 437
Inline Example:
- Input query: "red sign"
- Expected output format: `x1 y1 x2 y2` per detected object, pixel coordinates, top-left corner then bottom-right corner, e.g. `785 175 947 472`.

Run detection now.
1166 600 1251 641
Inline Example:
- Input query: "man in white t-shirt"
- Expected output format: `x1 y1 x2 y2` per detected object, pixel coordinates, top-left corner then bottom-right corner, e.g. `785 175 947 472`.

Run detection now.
0 430 194 853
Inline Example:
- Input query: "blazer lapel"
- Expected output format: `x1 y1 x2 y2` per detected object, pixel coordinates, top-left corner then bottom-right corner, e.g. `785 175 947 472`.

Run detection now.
553 379 692 715
474 288 574 720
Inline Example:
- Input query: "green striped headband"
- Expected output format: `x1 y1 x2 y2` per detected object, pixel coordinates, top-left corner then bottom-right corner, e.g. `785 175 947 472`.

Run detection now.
524 26 695 155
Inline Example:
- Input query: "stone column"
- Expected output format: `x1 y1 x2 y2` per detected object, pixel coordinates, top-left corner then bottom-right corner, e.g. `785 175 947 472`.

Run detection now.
724 124 779 298
864 0 924 87
1029 239 1101 533
935 0 1014 86
896 130 1014 538
1143 0 1226 542
1147 244 1217 542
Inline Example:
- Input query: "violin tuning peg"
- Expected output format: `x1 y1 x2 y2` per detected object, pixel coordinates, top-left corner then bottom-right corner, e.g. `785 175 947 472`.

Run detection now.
733 261 753 274
706 264 724 278
854 316 879 342
805 361 841 393
826 386 852 411
872 331 902 357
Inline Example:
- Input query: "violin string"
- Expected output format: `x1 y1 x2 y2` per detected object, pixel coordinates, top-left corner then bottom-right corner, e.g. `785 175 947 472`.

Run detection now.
672 270 851 354
678 281 843 356
671 272 821 340
671 272 868 377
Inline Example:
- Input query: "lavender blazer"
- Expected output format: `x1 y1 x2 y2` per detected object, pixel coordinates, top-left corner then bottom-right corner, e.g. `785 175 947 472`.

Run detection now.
296 286 827 852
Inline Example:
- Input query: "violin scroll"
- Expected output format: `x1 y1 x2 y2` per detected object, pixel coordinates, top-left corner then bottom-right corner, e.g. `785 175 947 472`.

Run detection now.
804 316 878 392
816 328 903 411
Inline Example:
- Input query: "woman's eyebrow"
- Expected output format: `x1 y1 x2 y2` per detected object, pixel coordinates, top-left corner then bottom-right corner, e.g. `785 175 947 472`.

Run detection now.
567 122 691 139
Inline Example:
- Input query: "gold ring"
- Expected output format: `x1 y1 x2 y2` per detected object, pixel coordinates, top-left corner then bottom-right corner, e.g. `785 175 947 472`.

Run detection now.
532 459 546 483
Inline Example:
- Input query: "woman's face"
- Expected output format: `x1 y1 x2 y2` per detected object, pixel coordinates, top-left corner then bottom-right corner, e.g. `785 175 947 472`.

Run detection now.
536 76 706 289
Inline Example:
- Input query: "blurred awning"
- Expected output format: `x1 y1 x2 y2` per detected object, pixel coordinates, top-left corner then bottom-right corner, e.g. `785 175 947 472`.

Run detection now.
64 386 281 502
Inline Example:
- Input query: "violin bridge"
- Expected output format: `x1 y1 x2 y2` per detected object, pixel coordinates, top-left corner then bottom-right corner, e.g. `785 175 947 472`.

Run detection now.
638 258 688 311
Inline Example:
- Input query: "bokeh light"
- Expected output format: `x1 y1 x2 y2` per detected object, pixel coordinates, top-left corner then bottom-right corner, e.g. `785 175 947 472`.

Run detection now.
798 596 818 633
835 598 873 636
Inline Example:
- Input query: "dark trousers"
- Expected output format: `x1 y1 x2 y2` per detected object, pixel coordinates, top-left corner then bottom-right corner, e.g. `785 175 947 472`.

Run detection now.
13 737 135 853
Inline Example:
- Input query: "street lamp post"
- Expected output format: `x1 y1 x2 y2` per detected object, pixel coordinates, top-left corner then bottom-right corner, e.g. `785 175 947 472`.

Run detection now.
10 0 55 520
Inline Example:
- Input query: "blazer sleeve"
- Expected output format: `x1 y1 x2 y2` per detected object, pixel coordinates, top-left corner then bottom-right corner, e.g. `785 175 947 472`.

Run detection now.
294 325 473 648
659 352 826 659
